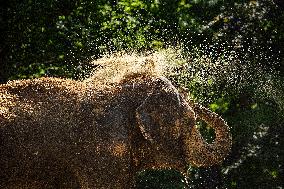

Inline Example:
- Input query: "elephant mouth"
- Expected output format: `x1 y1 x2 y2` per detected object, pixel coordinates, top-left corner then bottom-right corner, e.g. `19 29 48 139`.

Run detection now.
150 153 189 175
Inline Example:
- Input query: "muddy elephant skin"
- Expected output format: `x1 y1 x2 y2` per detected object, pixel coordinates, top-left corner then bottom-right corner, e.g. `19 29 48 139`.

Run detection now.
0 74 231 188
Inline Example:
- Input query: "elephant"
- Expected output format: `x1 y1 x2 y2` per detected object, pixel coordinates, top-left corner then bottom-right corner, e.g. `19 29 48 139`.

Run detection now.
0 73 231 188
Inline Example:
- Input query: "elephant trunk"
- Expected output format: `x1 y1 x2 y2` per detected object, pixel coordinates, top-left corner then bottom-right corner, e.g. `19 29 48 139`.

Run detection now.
183 104 232 167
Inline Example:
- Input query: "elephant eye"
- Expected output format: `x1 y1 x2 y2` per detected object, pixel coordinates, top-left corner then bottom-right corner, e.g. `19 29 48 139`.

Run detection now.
162 114 174 123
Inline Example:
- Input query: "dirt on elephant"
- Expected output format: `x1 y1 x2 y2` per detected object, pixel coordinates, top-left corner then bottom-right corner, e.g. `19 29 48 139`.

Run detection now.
0 51 231 189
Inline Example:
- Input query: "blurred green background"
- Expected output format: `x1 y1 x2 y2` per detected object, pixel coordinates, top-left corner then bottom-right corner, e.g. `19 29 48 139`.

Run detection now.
1 0 283 188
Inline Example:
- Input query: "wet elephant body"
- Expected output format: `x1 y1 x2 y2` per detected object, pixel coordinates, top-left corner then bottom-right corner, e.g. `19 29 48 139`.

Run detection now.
0 75 231 188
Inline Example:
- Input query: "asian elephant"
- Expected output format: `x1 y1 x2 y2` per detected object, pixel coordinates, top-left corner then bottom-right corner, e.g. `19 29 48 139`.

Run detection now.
0 73 231 188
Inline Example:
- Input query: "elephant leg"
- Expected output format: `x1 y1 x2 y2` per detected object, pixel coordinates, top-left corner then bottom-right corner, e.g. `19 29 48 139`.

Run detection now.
1 158 82 189
4 179 49 189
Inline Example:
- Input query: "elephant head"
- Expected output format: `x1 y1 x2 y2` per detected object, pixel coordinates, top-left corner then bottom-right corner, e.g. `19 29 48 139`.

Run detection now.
135 76 232 171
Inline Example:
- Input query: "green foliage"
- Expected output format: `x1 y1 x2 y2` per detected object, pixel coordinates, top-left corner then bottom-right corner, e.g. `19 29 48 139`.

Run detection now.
196 120 216 144
97 0 182 51
222 100 284 188
136 170 187 189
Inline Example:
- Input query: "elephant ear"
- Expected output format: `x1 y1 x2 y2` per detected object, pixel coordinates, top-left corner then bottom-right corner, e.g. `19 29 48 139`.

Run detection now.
135 89 183 143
